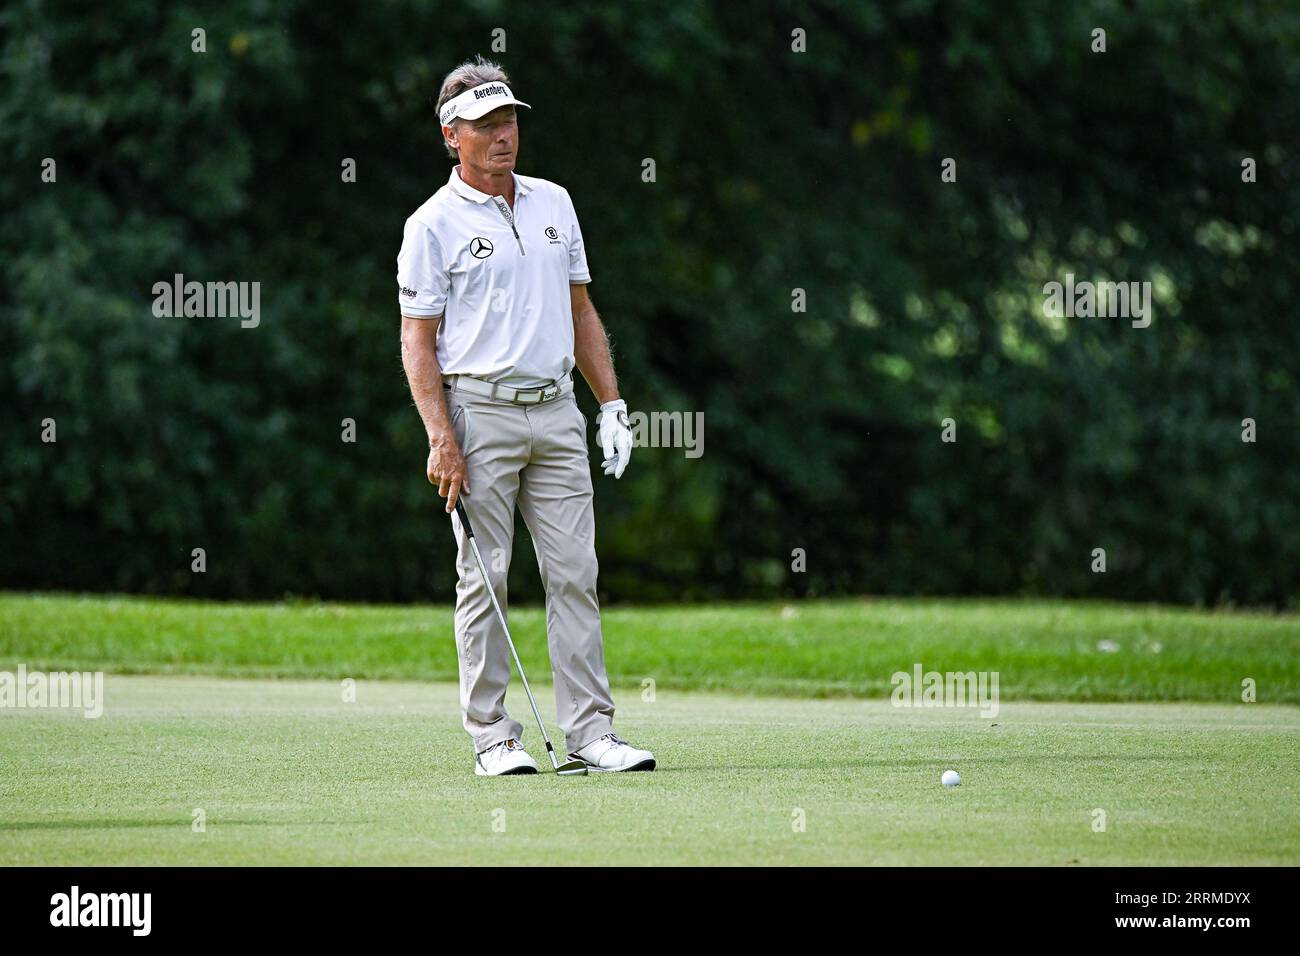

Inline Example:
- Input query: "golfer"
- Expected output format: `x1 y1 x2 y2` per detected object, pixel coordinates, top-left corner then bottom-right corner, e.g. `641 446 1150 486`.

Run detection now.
397 57 656 776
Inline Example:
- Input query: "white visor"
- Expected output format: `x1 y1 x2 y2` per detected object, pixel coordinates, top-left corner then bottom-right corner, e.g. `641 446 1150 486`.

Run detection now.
439 81 531 126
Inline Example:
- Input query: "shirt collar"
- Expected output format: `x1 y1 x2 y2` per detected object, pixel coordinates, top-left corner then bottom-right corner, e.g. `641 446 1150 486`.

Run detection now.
448 165 533 204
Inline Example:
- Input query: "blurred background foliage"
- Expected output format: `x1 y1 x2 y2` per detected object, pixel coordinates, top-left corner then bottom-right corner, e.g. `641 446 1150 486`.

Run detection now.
2 0 1299 606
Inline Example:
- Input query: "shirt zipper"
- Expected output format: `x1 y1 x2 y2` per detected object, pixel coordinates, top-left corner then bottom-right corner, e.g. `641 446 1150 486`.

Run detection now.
491 196 525 256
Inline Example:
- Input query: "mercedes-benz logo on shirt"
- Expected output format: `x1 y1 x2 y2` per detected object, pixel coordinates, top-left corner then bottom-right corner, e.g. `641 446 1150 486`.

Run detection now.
469 237 494 259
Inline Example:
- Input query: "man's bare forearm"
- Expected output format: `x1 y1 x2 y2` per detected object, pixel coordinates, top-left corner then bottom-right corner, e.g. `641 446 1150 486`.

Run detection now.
400 317 453 444
573 291 620 405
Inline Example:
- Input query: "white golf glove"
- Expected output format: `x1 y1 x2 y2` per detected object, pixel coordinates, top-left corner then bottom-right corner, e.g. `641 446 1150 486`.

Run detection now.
596 399 633 479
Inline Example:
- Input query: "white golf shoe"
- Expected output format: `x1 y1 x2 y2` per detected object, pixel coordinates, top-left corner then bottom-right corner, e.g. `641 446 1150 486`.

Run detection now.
474 738 540 776
568 732 656 772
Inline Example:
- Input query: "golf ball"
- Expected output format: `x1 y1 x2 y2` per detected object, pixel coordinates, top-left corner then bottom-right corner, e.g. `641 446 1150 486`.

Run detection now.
941 769 961 788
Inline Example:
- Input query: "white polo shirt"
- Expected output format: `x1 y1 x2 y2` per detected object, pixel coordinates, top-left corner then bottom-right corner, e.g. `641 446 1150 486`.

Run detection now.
397 165 592 388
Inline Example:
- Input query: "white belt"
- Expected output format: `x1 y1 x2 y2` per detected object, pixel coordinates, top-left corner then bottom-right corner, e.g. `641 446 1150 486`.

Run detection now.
445 372 574 405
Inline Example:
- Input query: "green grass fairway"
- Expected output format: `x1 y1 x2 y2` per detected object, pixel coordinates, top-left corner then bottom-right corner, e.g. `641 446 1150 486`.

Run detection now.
3 593 1297 865
2 676 1296 866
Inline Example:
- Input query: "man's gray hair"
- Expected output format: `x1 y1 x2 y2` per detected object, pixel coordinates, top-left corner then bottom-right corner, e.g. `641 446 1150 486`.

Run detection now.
435 55 513 158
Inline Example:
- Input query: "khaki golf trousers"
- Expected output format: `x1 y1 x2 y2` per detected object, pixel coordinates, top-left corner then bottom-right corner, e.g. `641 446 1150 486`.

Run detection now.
445 382 616 755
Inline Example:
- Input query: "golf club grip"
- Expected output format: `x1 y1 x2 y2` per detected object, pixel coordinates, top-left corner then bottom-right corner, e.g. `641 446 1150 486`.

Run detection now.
454 498 475 538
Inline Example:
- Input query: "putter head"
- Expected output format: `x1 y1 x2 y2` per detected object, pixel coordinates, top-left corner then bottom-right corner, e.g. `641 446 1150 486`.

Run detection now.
556 759 589 776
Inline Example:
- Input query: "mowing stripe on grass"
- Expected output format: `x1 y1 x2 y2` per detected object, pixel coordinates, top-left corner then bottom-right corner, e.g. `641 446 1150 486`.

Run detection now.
1 592 1297 702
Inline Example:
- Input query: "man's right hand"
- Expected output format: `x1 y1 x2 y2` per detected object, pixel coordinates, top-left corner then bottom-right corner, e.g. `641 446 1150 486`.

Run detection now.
427 434 470 513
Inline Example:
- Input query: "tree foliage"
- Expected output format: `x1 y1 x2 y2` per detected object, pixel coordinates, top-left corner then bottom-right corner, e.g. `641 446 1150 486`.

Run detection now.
3 0 1298 605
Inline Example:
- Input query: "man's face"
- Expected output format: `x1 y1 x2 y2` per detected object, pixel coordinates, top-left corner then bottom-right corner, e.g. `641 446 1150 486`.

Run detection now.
446 105 518 174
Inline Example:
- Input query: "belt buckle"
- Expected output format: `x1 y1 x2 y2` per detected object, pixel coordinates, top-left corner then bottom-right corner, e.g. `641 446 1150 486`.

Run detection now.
540 384 559 402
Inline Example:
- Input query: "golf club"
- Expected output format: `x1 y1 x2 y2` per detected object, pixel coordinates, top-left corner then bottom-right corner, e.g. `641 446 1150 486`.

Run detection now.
453 498 588 776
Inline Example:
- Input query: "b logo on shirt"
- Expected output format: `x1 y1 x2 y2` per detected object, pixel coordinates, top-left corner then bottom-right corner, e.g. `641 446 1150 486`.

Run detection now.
545 226 559 241
469 237 494 259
